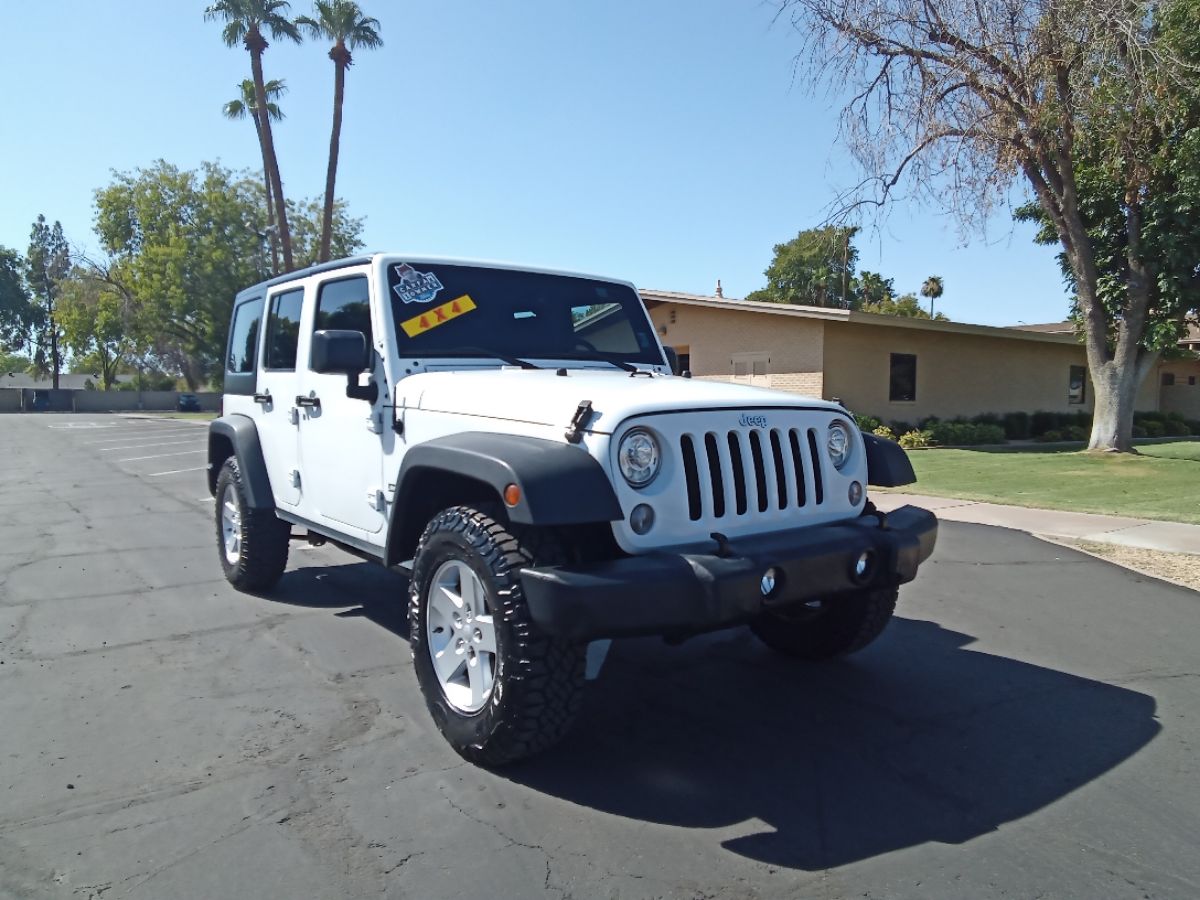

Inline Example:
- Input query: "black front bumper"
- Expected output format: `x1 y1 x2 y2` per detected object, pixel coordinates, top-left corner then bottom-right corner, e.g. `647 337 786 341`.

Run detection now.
520 505 938 642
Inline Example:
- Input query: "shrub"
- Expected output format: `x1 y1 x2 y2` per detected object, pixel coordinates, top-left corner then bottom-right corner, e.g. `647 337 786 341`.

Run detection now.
1002 411 1032 440
1142 420 1166 438
1031 411 1063 436
890 421 914 437
1061 425 1088 441
1161 419 1191 437
1135 410 1167 424
927 421 1006 446
1132 424 1148 438
872 425 897 441
971 412 1004 427
898 429 934 449
1165 411 1185 424
1037 430 1063 443
1186 420 1200 435
854 413 882 432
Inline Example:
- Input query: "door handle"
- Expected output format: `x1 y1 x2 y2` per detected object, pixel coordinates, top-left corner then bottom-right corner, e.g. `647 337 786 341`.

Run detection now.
296 395 321 409
253 392 271 404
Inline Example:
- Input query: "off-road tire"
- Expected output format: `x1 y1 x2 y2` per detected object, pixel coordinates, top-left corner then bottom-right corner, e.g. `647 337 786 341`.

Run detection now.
750 588 898 660
409 505 586 766
215 457 290 591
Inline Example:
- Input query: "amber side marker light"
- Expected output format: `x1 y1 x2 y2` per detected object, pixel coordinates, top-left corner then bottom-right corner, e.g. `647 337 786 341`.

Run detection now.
503 483 522 507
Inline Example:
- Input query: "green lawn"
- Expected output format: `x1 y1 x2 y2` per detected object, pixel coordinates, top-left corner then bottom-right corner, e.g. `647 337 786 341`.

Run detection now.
900 440 1200 525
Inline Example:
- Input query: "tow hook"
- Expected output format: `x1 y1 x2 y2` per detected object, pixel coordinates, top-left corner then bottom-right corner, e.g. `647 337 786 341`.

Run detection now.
862 500 889 531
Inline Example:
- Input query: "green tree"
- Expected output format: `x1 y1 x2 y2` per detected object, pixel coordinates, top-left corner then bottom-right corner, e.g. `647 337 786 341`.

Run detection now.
778 0 1200 450
855 270 894 307
224 78 288 273
58 269 135 390
0 246 35 354
26 216 70 389
920 275 944 318
286 195 366 268
205 0 302 271
297 1 382 263
0 351 30 376
746 226 859 307
860 293 948 320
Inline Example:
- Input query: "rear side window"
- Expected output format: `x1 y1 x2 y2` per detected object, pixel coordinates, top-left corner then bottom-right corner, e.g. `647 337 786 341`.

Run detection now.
314 276 372 348
264 288 305 370
227 297 263 373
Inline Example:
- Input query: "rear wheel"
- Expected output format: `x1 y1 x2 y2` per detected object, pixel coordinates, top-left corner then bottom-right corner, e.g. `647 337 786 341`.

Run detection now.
215 458 290 591
409 505 585 766
750 588 897 660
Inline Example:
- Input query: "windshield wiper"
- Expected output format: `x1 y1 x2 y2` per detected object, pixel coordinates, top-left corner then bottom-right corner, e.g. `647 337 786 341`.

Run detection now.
447 347 540 370
567 351 639 373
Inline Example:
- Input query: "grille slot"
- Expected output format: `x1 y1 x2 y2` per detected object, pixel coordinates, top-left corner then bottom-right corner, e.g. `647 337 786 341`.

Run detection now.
680 425 823 520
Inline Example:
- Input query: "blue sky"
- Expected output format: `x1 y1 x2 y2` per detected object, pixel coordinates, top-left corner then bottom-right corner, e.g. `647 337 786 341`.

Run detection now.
0 0 1070 326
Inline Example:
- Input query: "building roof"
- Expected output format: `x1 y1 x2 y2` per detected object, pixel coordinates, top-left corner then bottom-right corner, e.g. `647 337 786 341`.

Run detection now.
1 372 135 390
639 289 1082 345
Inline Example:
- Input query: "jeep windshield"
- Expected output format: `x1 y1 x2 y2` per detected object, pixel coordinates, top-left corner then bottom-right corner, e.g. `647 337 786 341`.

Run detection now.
387 262 664 367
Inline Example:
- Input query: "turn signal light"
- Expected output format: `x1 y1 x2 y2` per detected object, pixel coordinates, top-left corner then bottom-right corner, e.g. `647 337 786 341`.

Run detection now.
503 483 521 507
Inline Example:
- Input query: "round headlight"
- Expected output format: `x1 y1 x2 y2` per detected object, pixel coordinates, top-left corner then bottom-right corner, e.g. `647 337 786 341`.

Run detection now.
827 420 852 470
618 428 661 487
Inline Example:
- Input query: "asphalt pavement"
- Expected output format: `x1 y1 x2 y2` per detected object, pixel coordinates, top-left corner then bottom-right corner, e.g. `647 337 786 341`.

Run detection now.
1 414 1198 900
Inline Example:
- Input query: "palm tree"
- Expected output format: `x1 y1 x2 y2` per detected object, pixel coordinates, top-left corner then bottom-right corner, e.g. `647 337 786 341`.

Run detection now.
205 0 302 271
297 1 382 263
224 78 287 272
920 275 944 318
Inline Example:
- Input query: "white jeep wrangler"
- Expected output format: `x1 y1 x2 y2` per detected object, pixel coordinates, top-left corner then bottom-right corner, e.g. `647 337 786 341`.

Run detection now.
208 255 937 765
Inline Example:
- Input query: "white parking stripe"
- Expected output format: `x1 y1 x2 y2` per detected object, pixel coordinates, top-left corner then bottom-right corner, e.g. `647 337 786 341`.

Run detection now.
96 439 201 452
148 466 208 477
118 450 206 462
81 430 196 445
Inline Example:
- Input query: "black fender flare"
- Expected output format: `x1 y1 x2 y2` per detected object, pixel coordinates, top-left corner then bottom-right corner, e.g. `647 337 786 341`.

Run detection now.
386 433 623 564
862 432 917 487
207 414 275 509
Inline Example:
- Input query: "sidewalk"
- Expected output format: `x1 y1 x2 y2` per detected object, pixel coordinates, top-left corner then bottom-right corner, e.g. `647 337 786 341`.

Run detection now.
874 492 1200 555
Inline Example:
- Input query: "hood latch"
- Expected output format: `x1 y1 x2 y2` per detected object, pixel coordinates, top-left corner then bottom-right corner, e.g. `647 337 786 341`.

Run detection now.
565 400 594 444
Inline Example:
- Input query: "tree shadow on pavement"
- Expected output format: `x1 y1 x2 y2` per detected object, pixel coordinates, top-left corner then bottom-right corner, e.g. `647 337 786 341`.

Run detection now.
503 617 1160 871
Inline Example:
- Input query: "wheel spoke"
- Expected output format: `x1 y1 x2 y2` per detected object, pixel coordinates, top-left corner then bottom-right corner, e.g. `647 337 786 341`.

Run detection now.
432 643 465 684
467 654 489 709
474 614 497 656
456 563 479 611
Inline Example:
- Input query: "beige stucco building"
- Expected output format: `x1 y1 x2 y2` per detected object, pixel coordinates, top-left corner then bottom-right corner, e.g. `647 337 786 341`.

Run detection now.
641 290 1200 422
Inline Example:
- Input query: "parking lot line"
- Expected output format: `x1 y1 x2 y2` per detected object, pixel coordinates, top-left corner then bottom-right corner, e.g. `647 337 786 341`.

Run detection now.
147 466 208 477
118 450 207 462
96 439 201 452
81 430 196 445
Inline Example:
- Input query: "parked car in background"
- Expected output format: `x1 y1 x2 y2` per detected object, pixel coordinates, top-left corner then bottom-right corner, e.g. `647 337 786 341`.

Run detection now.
177 392 202 412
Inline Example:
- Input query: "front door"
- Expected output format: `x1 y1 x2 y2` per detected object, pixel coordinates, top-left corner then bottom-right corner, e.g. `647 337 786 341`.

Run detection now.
255 285 305 507
297 272 387 535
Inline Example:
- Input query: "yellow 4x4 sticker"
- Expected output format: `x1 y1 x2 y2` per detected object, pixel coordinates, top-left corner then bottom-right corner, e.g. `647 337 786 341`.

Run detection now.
400 294 477 338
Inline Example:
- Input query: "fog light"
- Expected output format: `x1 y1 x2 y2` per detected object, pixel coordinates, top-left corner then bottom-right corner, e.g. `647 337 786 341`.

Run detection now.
760 567 781 597
848 481 863 506
852 550 875 583
630 503 655 535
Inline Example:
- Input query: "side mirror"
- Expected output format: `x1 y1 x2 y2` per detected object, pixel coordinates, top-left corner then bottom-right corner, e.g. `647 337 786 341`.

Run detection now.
663 346 681 375
311 330 368 375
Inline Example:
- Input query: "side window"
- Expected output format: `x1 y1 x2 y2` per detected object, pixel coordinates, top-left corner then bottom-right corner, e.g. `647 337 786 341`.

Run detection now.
1068 365 1087 404
314 276 373 348
889 353 917 402
732 352 769 386
264 288 304 371
227 297 263 374
1161 372 1176 387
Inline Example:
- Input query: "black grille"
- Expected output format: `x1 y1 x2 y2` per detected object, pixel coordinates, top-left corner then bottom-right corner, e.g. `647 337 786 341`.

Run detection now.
680 427 824 521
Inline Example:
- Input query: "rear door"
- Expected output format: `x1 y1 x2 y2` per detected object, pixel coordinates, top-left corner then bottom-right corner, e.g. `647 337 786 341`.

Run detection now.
255 285 306 507
296 271 387 535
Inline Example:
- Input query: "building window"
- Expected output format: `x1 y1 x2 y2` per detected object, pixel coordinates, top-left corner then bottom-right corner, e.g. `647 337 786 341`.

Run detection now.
1162 372 1176 387
889 353 917 402
1190 376 1196 386
1068 365 1087 404
732 352 769 386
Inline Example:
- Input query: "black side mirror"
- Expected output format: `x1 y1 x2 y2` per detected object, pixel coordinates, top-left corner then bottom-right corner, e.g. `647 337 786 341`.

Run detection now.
663 346 681 375
312 330 368 375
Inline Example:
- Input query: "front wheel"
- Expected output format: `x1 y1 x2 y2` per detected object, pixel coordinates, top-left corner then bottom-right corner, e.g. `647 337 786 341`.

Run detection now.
214 458 290 591
409 506 585 766
750 587 897 660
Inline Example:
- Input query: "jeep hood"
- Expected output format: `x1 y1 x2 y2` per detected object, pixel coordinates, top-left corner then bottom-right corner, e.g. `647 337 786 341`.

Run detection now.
399 368 842 434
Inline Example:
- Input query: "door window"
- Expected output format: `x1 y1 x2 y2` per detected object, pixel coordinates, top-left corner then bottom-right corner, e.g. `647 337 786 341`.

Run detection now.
264 288 304 371
227 298 263 374
314 276 373 348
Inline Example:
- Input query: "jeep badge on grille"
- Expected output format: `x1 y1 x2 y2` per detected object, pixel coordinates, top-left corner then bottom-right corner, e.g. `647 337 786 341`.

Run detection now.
738 413 768 428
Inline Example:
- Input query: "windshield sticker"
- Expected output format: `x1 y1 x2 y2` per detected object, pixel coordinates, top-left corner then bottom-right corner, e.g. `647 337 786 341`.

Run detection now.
392 263 444 305
400 294 477 338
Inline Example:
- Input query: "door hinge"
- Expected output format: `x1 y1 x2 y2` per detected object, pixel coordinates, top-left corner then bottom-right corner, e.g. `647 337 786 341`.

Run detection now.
288 406 299 425
290 469 302 488
366 411 383 434
367 489 387 512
